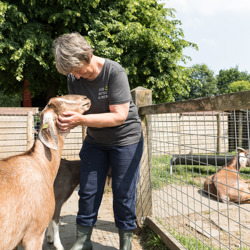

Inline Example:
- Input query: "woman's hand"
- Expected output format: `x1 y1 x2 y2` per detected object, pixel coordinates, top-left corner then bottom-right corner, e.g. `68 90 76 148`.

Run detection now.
57 102 129 131
57 111 83 133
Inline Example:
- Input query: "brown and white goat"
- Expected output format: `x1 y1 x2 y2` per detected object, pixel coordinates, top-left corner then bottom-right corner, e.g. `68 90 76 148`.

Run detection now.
46 158 81 250
203 148 250 203
0 95 90 250
46 159 112 250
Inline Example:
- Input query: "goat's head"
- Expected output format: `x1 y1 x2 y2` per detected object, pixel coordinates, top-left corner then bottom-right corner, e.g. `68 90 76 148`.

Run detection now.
38 95 91 150
237 147 250 169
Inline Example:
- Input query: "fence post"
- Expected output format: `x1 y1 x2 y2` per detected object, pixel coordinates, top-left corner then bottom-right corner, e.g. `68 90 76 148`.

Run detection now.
217 114 221 154
27 111 34 150
238 111 243 148
131 86 152 228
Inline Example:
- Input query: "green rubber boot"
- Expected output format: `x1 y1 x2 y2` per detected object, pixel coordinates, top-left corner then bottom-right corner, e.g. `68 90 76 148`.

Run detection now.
70 224 93 250
119 229 133 250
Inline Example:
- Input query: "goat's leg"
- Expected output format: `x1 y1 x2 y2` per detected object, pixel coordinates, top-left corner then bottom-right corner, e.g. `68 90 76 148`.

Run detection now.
46 220 54 244
47 219 64 250
46 202 64 250
215 182 231 203
219 193 229 203
239 192 250 203
203 176 220 201
51 220 64 250
242 180 250 190
240 199 250 204
22 232 45 250
243 180 250 190
239 194 250 203
238 185 250 203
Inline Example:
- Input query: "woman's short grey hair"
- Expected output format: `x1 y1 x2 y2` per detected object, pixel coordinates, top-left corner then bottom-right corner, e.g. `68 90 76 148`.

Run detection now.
53 32 94 75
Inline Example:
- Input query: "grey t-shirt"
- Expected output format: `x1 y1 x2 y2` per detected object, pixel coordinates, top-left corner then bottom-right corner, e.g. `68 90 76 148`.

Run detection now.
67 59 142 146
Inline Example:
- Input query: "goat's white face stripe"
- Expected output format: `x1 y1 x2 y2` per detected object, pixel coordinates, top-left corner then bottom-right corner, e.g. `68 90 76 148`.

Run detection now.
55 98 78 104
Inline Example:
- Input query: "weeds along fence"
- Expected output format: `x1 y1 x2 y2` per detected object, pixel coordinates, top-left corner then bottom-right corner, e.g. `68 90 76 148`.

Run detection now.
136 89 250 250
0 107 85 160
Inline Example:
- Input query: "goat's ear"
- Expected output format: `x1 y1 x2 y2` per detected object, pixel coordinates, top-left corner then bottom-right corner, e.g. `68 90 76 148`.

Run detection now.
38 111 58 150
237 147 245 153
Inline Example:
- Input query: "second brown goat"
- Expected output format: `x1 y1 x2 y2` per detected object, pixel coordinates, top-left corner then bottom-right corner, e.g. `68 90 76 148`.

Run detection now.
46 159 112 250
203 148 250 204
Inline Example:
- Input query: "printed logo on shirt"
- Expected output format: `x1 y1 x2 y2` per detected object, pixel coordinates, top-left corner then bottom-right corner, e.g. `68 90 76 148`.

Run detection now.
98 86 108 100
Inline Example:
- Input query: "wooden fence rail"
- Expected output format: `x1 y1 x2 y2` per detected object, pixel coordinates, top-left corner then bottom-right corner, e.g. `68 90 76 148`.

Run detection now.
0 107 84 160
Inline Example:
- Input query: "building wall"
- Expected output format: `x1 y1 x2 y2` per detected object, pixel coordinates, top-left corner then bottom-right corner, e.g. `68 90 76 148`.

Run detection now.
150 112 229 156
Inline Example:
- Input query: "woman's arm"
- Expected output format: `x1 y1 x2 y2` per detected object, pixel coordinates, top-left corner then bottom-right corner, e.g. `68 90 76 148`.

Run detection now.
56 102 129 132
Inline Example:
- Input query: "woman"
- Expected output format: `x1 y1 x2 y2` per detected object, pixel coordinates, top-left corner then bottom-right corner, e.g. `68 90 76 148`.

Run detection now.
53 32 143 250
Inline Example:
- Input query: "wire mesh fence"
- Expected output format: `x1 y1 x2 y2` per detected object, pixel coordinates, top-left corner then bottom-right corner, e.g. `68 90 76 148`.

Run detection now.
144 101 250 249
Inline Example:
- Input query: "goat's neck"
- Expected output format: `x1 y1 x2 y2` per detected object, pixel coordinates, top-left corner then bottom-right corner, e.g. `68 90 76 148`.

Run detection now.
31 136 65 184
225 157 238 171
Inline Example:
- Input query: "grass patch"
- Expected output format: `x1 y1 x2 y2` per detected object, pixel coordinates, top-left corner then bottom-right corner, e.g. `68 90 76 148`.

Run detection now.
141 225 219 250
141 226 170 250
152 154 250 189
172 229 214 250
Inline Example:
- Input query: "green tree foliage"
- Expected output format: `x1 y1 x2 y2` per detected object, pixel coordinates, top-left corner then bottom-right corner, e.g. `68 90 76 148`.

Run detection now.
0 91 22 107
227 80 250 93
177 64 217 100
0 0 196 105
217 66 250 94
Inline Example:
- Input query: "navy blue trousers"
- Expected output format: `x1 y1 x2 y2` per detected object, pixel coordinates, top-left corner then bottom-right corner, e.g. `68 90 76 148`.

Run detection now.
77 138 143 230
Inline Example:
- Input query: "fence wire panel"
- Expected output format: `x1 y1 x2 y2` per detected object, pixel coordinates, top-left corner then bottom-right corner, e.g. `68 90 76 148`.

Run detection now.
148 110 250 250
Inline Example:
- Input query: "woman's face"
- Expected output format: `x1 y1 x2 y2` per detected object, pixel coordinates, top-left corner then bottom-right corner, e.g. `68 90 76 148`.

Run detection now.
71 60 95 80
